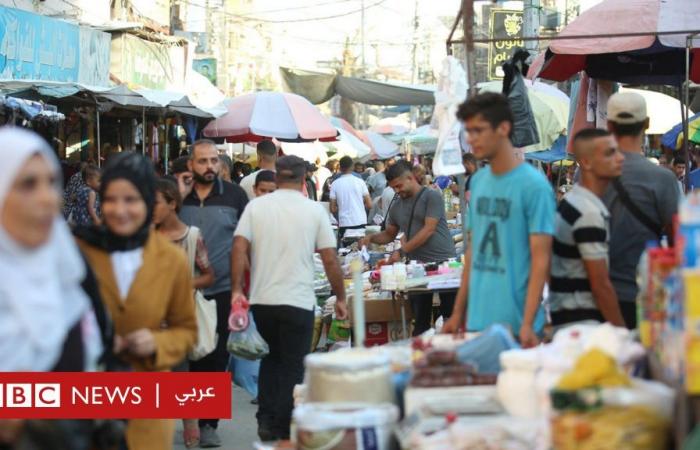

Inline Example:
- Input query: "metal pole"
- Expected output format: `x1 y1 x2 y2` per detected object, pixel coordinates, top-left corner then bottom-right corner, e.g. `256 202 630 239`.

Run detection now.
462 0 476 98
96 106 101 168
410 0 419 129
523 0 540 52
164 114 170 175
142 107 146 156
684 35 694 192
361 0 368 129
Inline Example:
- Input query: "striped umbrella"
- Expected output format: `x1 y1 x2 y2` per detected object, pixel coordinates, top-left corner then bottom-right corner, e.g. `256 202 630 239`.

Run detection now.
203 91 338 143
661 112 700 150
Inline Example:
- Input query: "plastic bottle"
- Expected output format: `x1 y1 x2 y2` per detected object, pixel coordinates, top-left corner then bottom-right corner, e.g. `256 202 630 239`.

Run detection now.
229 297 250 331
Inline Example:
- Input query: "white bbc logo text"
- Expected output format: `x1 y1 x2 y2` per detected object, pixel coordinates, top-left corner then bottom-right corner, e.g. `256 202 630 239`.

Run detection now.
0 384 61 408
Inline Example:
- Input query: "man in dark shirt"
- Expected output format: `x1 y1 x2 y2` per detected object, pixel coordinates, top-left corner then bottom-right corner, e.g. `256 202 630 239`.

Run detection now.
361 160 457 335
179 139 248 447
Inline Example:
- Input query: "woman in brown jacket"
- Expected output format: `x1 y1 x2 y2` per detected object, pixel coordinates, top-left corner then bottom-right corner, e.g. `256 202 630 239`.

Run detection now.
75 152 197 450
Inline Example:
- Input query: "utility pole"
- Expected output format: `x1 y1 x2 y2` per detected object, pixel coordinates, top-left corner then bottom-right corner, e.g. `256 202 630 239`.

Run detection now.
462 0 477 98
523 0 540 51
360 0 368 128
410 0 419 129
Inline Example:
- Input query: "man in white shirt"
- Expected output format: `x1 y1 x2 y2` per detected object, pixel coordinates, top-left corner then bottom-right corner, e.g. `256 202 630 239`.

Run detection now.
239 140 277 200
231 155 348 442
366 160 387 199
330 156 372 240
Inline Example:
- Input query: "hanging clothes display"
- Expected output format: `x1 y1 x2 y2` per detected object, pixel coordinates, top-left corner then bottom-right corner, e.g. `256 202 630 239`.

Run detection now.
502 50 539 148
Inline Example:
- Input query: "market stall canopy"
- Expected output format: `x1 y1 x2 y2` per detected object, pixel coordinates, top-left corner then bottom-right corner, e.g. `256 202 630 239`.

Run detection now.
619 87 693 135
478 80 568 152
280 67 436 106
0 79 226 117
281 141 329 165
532 0 700 84
202 91 339 143
524 135 570 163
661 112 700 150
370 117 411 135
325 128 371 160
364 131 400 159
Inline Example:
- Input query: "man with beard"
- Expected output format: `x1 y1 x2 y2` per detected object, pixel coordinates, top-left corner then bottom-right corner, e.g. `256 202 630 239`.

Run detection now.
360 160 457 335
179 139 248 447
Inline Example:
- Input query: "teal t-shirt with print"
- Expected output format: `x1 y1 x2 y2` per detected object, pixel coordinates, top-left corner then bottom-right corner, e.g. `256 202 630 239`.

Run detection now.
466 162 555 333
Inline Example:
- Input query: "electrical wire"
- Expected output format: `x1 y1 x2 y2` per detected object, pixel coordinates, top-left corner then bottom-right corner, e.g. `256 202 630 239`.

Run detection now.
176 0 388 24
176 0 360 16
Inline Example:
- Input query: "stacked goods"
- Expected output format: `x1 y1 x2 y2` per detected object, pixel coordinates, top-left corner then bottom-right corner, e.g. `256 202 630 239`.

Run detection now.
410 349 495 388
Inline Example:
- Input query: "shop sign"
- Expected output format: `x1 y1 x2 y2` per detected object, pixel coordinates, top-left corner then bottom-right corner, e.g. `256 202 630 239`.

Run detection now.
112 33 187 90
488 9 525 80
78 28 111 87
0 6 110 85
193 58 217 85
0 6 79 82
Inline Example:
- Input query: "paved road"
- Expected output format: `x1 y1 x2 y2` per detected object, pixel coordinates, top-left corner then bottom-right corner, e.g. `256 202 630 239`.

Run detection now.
173 385 259 450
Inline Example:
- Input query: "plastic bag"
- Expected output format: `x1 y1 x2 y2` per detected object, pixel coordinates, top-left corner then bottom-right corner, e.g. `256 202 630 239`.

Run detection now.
226 312 269 360
228 355 259 398
455 324 520 373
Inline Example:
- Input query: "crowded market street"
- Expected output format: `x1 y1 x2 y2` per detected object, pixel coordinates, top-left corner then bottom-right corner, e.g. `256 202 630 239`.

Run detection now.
2 0 700 450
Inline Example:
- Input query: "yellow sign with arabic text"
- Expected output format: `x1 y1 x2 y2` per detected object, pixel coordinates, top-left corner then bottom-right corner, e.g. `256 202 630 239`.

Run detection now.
488 9 525 80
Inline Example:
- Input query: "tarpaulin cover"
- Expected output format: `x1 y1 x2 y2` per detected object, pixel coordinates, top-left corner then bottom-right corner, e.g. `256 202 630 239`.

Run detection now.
280 67 436 106
280 67 336 105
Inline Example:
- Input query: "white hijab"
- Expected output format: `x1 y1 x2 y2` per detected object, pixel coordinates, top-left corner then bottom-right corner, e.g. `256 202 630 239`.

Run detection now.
0 127 91 371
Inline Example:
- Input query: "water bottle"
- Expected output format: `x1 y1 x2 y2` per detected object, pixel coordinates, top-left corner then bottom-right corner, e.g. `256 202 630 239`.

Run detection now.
229 296 250 331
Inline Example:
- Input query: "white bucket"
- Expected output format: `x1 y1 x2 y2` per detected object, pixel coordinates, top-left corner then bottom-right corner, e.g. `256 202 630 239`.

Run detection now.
293 402 399 450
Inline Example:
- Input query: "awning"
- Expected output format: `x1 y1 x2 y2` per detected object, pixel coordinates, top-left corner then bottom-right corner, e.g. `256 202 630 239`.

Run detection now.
0 79 226 117
280 67 436 106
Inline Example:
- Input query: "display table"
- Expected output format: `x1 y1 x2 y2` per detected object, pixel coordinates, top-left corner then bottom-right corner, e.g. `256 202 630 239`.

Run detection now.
385 279 460 340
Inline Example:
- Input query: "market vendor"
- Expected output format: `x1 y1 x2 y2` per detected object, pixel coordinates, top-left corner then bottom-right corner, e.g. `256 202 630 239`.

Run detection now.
360 160 457 335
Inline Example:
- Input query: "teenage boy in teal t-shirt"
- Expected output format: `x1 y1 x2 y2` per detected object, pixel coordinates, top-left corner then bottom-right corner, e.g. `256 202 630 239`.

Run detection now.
443 93 555 348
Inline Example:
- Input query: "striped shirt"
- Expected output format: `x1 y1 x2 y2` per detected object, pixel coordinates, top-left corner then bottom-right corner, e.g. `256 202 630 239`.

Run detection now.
549 184 610 313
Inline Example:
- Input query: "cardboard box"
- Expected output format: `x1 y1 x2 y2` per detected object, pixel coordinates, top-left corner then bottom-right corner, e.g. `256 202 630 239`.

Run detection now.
364 320 413 347
365 322 389 346
348 296 412 324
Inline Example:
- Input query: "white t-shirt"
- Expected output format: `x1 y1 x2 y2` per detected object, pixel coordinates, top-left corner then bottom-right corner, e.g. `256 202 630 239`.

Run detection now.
330 174 369 227
239 170 261 201
234 189 337 310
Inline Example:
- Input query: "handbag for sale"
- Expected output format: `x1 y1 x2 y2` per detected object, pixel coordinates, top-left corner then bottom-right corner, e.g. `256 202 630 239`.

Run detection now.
184 227 218 361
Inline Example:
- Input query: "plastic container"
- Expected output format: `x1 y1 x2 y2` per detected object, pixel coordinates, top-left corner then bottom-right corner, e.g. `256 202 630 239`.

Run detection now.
496 348 542 419
293 403 399 450
304 349 395 404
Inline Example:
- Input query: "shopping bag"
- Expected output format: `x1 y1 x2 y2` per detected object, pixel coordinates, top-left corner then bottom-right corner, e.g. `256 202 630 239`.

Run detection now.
226 312 269 360
189 290 218 361
183 226 218 361
229 355 260 398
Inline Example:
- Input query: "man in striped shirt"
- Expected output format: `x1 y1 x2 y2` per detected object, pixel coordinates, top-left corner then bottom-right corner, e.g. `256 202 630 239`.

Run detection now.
549 129 626 327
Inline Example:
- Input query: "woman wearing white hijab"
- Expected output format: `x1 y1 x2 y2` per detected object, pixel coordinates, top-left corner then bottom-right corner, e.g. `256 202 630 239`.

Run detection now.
0 126 102 372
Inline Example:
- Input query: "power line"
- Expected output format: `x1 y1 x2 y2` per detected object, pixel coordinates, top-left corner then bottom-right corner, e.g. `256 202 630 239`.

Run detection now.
176 0 359 16
177 0 388 24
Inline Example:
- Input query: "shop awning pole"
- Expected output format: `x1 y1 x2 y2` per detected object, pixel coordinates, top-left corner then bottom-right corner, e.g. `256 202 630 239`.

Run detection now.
164 113 170 175
142 107 146 155
95 102 101 168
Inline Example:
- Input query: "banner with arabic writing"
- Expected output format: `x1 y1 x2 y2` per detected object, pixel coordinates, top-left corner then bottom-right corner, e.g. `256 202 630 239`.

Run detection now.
0 6 80 82
488 9 525 80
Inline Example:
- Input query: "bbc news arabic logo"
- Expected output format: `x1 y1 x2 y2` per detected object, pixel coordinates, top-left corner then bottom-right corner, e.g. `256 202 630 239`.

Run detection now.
0 373 231 419
0 384 61 408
